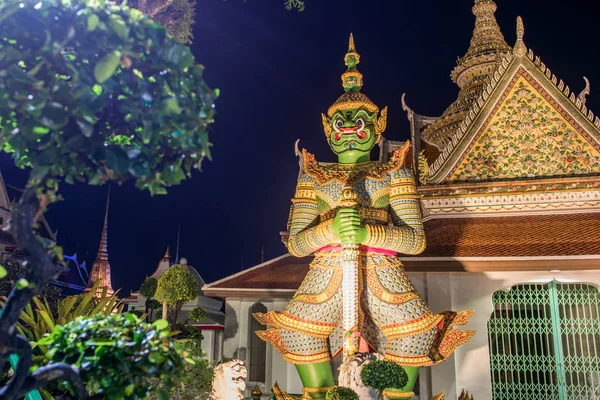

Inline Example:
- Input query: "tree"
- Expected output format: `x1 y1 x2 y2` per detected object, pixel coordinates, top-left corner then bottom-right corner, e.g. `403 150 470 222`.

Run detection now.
128 0 196 44
146 299 162 322
155 265 199 327
0 0 216 395
139 276 158 316
360 361 409 400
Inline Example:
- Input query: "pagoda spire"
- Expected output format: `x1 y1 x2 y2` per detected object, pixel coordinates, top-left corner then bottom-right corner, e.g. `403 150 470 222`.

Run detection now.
422 0 512 147
452 0 511 88
86 186 114 296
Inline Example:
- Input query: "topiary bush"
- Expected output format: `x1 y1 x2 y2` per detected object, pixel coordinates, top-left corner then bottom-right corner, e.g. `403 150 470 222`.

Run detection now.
41 313 189 399
326 386 359 400
189 307 207 323
360 360 408 400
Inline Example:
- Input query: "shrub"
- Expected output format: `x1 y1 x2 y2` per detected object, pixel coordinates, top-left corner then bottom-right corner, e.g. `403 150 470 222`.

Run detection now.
42 313 188 399
360 360 408 399
189 307 207 322
326 386 359 400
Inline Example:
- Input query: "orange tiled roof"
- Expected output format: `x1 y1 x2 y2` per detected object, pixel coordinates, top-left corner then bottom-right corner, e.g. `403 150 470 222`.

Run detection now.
415 212 600 258
206 213 600 290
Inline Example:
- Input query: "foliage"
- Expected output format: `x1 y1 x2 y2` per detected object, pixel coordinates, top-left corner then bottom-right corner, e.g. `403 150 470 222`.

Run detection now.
42 313 188 399
131 0 197 45
139 276 158 298
326 386 359 400
129 310 144 318
0 260 24 297
188 307 207 322
0 0 218 197
5 282 122 363
284 0 305 11
360 361 408 399
177 324 203 342
148 341 213 400
155 265 199 325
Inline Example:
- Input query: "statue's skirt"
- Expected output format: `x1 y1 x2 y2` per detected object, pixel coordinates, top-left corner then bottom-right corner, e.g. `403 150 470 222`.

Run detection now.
254 248 475 366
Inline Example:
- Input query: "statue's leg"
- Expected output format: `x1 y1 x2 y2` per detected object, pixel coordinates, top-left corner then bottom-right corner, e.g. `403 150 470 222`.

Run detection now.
296 362 335 398
362 255 438 395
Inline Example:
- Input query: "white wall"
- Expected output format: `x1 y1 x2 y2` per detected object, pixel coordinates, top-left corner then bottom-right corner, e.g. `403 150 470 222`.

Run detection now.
223 297 303 396
409 269 600 400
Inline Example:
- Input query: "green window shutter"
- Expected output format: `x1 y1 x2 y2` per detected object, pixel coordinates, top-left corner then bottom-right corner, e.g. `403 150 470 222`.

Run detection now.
488 281 600 400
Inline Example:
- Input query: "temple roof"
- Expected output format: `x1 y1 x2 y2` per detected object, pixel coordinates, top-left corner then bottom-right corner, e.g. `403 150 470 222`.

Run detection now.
407 11 600 186
421 0 511 148
203 212 600 297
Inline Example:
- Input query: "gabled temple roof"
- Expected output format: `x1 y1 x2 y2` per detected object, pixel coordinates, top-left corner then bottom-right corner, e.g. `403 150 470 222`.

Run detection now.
401 2 600 186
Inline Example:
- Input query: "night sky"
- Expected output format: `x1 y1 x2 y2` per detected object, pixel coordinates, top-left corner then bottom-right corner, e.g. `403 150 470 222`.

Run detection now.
1 0 598 295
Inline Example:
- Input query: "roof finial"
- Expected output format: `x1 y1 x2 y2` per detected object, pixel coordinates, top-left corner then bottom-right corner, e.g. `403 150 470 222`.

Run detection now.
175 224 181 264
513 16 527 57
163 246 170 259
341 33 363 93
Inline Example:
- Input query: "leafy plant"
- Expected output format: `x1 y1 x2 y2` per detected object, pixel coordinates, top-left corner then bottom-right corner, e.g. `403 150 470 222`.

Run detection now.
148 341 213 400
139 276 158 317
42 313 188 399
155 265 199 326
360 361 408 400
0 0 216 395
0 0 218 196
326 386 359 400
4 281 123 363
188 307 207 323
146 298 161 322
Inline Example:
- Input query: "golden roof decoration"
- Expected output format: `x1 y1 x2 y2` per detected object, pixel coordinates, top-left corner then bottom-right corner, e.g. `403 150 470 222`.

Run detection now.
421 17 600 184
421 0 511 148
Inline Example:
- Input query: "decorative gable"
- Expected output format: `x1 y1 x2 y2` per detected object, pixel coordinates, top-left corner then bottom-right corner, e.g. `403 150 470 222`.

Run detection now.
449 73 600 182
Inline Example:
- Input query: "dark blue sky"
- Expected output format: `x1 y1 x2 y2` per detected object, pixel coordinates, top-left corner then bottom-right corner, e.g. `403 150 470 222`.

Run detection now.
1 0 598 294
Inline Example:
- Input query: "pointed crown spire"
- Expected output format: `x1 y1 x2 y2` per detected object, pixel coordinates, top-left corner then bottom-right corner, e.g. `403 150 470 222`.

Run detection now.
98 185 110 261
341 33 363 93
327 34 378 117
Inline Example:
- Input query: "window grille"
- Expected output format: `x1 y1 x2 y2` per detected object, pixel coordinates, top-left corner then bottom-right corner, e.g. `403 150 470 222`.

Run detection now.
249 302 268 382
488 281 600 400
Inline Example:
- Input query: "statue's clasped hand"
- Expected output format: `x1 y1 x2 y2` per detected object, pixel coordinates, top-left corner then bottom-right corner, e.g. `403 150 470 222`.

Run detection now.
332 207 367 245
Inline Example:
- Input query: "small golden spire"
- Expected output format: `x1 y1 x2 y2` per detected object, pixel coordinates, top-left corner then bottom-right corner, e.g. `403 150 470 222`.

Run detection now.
163 246 170 259
513 16 526 57
341 33 363 92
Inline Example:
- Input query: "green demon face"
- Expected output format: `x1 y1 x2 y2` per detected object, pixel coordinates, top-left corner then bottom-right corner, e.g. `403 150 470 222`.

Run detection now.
327 108 378 156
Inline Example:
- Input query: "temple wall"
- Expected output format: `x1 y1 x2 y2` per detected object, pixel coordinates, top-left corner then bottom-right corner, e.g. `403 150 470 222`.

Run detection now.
223 297 303 396
410 269 600 400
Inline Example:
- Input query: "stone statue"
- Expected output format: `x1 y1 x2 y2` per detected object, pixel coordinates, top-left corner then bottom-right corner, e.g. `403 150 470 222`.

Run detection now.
209 358 248 400
338 352 380 399
253 34 475 399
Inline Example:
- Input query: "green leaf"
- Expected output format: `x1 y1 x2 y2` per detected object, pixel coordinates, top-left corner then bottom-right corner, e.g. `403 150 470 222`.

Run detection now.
108 14 128 41
94 50 122 84
92 84 103 96
152 319 169 331
0 265 6 279
164 98 182 115
87 14 100 31
157 390 169 400
16 278 30 290
124 383 135 396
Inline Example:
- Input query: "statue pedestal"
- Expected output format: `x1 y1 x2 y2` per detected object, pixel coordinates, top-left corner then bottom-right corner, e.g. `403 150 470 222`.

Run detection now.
383 389 415 399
